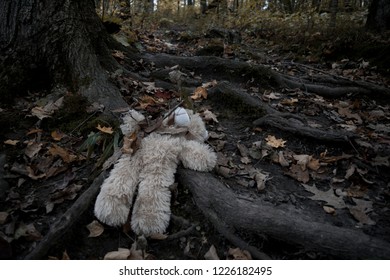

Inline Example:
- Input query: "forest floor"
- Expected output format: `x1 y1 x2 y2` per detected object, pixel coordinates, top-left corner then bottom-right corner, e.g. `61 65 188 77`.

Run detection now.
1 20 390 260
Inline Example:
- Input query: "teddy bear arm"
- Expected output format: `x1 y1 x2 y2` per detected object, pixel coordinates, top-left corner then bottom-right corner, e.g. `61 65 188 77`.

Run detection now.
179 140 217 172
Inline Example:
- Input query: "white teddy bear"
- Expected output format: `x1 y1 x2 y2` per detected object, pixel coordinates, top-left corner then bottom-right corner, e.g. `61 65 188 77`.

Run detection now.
94 107 217 236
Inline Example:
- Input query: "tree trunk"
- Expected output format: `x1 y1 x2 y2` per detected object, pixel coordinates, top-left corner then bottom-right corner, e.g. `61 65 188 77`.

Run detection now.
0 0 129 111
366 0 390 31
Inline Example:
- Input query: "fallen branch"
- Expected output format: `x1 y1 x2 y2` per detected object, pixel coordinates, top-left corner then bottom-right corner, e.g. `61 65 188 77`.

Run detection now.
177 168 390 259
24 171 107 260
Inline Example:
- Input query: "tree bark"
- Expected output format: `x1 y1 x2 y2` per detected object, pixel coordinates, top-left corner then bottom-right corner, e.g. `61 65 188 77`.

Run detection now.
0 0 129 111
177 168 390 259
366 0 390 31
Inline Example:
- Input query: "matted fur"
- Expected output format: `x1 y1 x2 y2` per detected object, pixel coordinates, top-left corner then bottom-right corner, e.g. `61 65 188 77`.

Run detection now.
94 108 217 235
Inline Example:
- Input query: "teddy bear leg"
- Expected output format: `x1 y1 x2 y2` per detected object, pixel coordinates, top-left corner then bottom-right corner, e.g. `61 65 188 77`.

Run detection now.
131 180 172 236
179 140 217 172
94 153 141 227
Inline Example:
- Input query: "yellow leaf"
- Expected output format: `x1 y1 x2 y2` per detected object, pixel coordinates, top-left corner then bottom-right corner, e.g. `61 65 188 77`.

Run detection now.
191 86 208 100
96 124 114 134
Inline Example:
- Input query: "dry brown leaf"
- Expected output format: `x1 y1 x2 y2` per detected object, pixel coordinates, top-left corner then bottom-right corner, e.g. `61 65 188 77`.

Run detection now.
86 220 104 238
122 131 138 154
262 92 282 101
278 151 290 167
240 156 251 165
348 198 375 225
202 80 218 88
249 168 271 191
227 247 252 260
216 166 231 178
96 124 114 134
307 157 320 171
201 109 218 123
323 205 336 215
287 164 310 183
204 245 220 260
48 144 78 163
191 86 208 100
25 141 43 158
4 139 19 146
14 223 42 241
265 135 286 148
51 130 66 141
293 154 311 171
301 183 346 209
0 212 9 225
62 250 70 260
112 50 125 59
209 132 226 139
236 142 249 157
149 233 168 240
26 166 46 180
280 98 299 106
104 248 131 260
138 95 156 109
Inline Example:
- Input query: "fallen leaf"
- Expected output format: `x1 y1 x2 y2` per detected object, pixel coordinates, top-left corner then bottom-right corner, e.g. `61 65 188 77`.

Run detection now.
149 233 168 240
86 220 104 238
236 143 249 157
209 132 225 139
301 183 346 209
104 248 131 260
278 151 290 167
262 91 282 101
24 141 43 158
96 124 114 134
138 95 156 109
293 154 311 171
202 80 218 88
62 250 70 260
14 223 42 241
4 139 19 146
287 164 310 183
0 212 9 224
348 198 375 225
252 170 270 191
227 247 252 260
204 245 220 260
48 144 79 163
191 86 208 100
112 50 125 59
201 109 218 123
323 206 336 215
280 98 299 106
265 135 286 148
240 156 251 165
51 130 66 141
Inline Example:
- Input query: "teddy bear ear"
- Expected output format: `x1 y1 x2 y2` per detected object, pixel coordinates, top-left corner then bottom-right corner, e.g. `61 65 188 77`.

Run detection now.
174 107 190 127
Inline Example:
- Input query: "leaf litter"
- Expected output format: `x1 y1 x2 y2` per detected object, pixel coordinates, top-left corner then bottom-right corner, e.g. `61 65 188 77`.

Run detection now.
1 25 390 260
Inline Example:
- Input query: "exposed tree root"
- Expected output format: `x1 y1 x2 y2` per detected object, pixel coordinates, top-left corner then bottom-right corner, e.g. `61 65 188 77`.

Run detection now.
177 168 390 259
23 171 107 260
141 53 390 99
253 114 352 143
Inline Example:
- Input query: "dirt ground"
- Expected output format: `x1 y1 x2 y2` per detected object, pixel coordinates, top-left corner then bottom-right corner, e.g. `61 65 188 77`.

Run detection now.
1 25 389 260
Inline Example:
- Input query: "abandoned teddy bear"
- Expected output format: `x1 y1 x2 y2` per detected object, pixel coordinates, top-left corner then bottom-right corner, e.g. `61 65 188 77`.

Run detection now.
94 108 217 236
